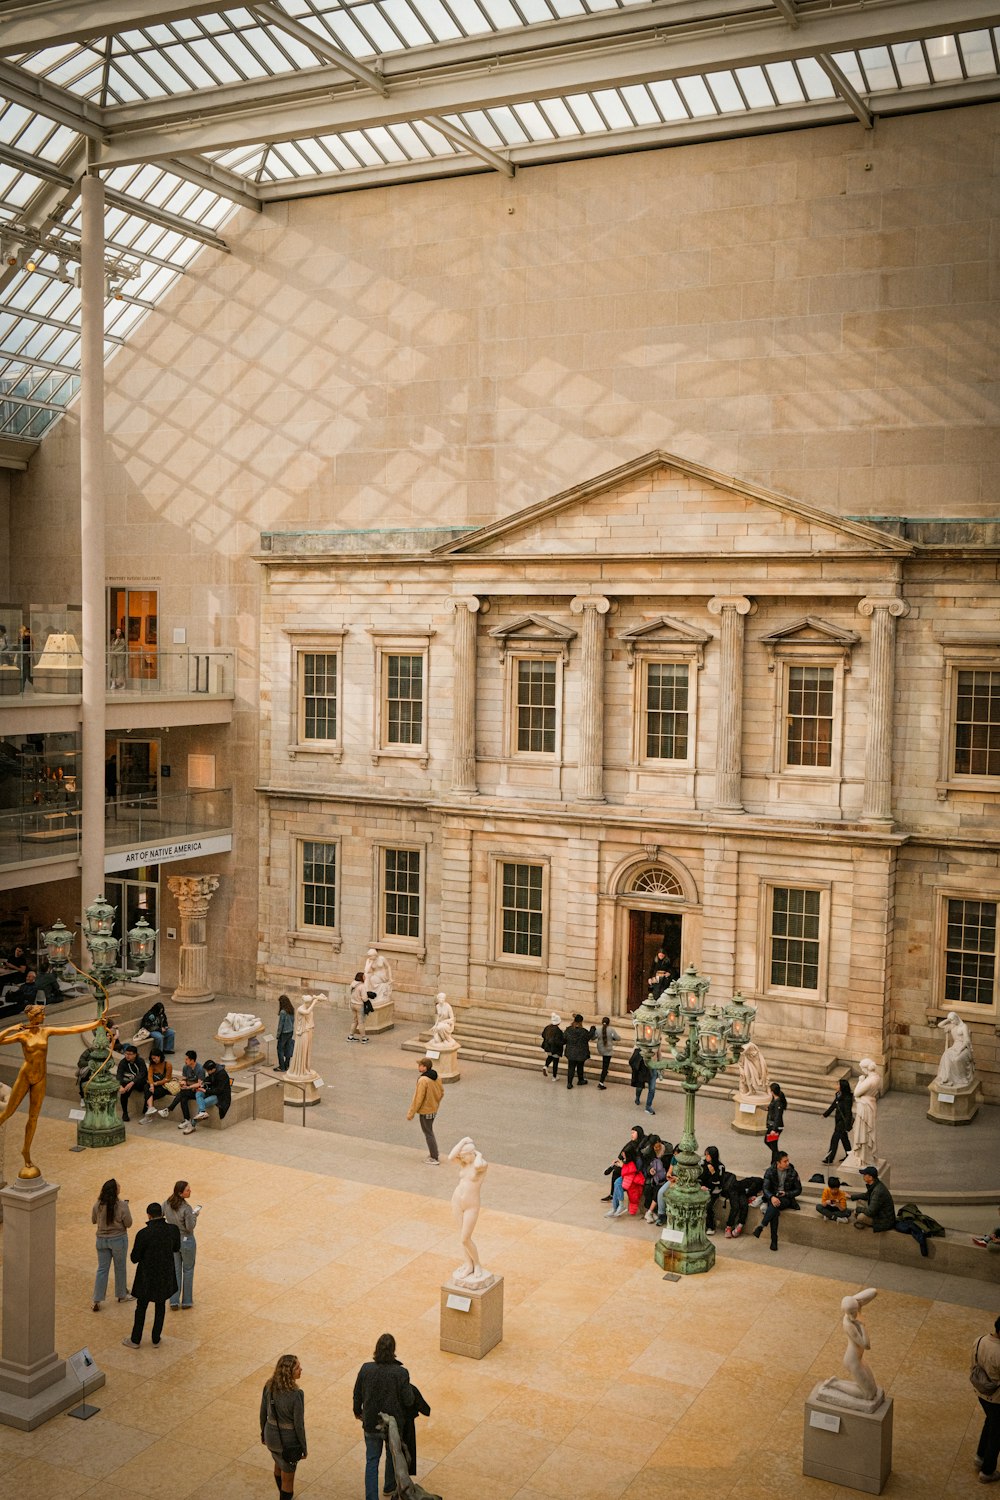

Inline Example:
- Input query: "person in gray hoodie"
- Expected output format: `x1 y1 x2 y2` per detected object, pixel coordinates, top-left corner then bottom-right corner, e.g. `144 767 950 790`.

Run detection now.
594 1017 620 1090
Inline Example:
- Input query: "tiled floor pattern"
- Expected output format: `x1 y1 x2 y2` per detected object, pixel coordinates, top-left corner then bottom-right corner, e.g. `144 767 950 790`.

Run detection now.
0 1116 994 1499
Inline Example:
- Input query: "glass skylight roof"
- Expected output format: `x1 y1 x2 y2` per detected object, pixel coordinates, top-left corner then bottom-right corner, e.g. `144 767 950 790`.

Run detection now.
0 1 996 441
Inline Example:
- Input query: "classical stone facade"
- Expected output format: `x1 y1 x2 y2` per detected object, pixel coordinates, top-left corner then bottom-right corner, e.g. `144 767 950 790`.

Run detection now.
257 453 1000 1099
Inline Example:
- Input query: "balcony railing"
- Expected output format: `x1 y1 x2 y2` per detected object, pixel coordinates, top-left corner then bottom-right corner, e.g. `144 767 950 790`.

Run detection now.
0 648 234 700
0 787 233 869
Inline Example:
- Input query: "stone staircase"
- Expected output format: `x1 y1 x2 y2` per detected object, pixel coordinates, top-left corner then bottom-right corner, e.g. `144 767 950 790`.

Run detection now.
401 1007 844 1113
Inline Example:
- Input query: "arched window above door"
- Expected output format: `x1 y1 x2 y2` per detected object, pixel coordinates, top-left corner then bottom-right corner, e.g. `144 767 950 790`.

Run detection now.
628 866 684 898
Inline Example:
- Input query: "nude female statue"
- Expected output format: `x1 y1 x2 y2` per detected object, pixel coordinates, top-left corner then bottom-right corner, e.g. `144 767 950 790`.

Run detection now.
448 1136 492 1287
821 1287 882 1406
932 1010 976 1091
0 1004 111 1178
289 993 326 1076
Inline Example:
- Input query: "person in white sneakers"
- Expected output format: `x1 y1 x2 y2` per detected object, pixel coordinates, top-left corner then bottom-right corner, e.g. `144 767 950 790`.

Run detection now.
406 1058 443 1164
347 971 369 1043
160 1050 204 1133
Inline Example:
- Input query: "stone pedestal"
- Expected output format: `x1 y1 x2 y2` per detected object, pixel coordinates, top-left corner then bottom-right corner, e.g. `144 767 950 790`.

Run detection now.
440 1277 503 1359
0 1179 106 1430
214 1020 265 1068
731 1094 768 1134
282 1073 325 1107
427 1043 460 1083
840 1153 891 1188
927 1077 982 1125
803 1385 893 1494
167 874 220 1003
366 998 395 1033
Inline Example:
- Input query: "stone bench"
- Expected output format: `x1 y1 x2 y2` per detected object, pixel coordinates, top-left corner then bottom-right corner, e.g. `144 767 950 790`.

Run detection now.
202 1072 284 1129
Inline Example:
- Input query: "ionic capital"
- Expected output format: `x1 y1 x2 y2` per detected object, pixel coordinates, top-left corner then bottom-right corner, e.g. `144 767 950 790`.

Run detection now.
857 597 909 619
450 595 488 615
707 595 756 616
570 595 612 615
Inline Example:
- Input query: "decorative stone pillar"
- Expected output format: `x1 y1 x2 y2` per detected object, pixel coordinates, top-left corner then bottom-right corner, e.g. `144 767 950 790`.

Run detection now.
857 597 909 823
167 874 221 1003
570 595 611 802
450 596 486 794
707 596 755 812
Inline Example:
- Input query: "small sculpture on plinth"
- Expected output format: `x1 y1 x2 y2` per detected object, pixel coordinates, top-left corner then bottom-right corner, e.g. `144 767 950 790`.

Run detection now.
447 1136 495 1290
932 1011 976 1090
816 1288 884 1411
841 1058 885 1176
363 948 393 1005
288 993 326 1078
0 1005 110 1179
429 994 456 1048
736 1040 769 1100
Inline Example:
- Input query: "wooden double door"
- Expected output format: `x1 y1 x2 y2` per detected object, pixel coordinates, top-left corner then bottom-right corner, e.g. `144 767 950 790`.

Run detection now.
625 909 683 1012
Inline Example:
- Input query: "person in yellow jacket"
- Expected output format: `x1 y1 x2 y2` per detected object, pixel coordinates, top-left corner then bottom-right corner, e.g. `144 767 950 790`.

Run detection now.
406 1057 444 1166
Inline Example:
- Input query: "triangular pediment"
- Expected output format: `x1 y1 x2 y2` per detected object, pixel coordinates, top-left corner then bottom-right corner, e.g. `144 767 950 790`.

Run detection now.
759 617 861 648
619 615 711 667
432 452 912 559
488 614 578 652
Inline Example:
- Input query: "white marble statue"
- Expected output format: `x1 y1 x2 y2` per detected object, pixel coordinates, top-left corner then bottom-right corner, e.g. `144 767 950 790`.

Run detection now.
218 1011 262 1037
842 1058 882 1172
429 992 456 1049
736 1041 769 1100
448 1136 494 1289
363 948 393 1005
817 1288 883 1410
932 1010 976 1091
288 993 326 1077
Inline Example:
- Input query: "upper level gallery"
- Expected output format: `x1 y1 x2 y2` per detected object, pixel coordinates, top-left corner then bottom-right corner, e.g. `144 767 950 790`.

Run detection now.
256 453 1000 839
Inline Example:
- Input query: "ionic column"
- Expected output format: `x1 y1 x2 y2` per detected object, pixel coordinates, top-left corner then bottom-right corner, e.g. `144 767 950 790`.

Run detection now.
167 874 221 1003
450 597 486 794
570 595 611 802
707 595 755 813
858 597 909 823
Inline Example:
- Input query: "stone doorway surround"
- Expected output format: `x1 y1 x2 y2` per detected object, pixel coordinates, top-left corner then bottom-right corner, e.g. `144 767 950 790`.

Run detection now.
603 852 702 1017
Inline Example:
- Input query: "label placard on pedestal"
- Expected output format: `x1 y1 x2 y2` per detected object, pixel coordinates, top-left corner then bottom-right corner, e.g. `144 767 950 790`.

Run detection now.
739 1102 757 1114
660 1227 684 1244
445 1294 471 1312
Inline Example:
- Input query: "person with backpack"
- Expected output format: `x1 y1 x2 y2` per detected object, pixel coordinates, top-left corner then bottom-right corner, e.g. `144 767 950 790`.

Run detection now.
971 1314 1000 1483
540 1013 565 1079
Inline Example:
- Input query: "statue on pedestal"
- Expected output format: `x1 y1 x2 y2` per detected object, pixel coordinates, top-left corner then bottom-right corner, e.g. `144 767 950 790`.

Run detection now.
429 994 456 1049
931 1011 976 1091
288 994 326 1078
363 948 393 1006
448 1136 494 1290
841 1058 883 1174
816 1288 884 1410
218 1011 262 1038
0 1005 110 1178
735 1041 769 1101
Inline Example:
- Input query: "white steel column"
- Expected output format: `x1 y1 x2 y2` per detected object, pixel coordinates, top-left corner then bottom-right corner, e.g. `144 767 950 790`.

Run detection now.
450 596 484 794
858 596 909 823
570 594 611 802
79 170 106 921
707 595 754 813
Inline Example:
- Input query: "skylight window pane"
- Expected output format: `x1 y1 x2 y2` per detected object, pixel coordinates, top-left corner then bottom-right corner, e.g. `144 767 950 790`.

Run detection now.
249 27 315 70
765 60 804 103
378 0 435 45
926 35 964 81
390 122 433 157
413 122 456 154
217 32 272 78
830 51 865 87
647 79 690 121
513 0 556 23
485 106 530 145
620 84 661 125
550 0 587 16
160 44 218 90
677 75 718 116
323 13 374 56
512 101 555 139
958 30 997 76
559 93 604 132
704 71 746 112
104 69 148 104
310 136 359 170
349 6 405 53
445 110 500 147
734 65 773 107
403 0 461 40
857 46 895 91
189 38 243 84
591 89 633 129
340 131 384 166
537 96 582 135
477 0 523 26
796 56 838 98
0 176 34 207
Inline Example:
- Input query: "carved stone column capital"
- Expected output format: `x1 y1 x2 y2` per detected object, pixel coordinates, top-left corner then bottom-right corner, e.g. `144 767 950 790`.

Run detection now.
707 595 756 617
166 873 221 920
570 595 612 616
167 874 220 1003
450 595 488 615
857 596 909 620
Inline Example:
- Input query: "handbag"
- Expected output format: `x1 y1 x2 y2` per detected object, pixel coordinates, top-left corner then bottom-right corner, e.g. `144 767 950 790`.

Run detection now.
268 1391 305 1465
765 1130 780 1144
971 1338 1000 1397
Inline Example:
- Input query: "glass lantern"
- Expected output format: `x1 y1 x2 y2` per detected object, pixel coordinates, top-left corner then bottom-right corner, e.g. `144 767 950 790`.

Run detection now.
127 914 157 970
697 1008 729 1062
43 917 74 969
632 995 662 1052
84 894 116 937
660 996 685 1035
674 963 710 1020
723 991 757 1046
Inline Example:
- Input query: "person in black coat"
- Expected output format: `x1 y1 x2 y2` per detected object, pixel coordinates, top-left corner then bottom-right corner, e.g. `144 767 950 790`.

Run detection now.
753 1151 801 1252
117 1045 150 1121
822 1077 854 1164
353 1333 415 1500
563 1015 595 1090
765 1082 787 1162
123 1203 180 1347
193 1059 231 1124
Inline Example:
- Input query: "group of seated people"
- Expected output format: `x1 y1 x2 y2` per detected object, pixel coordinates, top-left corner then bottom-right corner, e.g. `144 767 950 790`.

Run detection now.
76 1000 233 1134
0 945 70 1011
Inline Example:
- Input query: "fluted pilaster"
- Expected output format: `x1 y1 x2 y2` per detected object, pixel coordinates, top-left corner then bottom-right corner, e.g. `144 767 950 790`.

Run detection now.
570 595 611 801
858 596 909 823
450 596 485 794
707 595 754 812
167 874 220 1003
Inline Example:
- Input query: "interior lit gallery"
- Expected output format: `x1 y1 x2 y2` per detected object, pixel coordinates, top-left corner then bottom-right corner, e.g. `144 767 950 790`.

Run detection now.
0 0 997 1495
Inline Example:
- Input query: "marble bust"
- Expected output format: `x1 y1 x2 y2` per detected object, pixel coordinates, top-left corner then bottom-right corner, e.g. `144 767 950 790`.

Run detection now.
429 993 457 1049
816 1288 884 1411
931 1011 976 1091
448 1136 494 1290
363 948 393 1005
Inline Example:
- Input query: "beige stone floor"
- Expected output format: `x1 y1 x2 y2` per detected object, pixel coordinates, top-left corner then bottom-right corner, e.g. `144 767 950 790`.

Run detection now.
0 1115 992 1500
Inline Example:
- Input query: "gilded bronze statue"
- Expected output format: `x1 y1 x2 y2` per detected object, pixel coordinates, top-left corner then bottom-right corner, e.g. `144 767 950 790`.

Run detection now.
0 1003 110 1179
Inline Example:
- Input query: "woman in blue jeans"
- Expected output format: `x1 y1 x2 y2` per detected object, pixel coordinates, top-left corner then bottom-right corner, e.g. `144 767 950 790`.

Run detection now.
92 1178 133 1311
353 1333 414 1500
162 1179 199 1309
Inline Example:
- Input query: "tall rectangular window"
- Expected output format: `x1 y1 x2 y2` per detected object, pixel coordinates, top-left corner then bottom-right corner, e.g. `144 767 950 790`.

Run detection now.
944 898 997 1007
954 670 1000 777
382 847 421 940
301 652 337 741
645 662 689 760
300 841 337 929
500 862 544 958
516 659 556 753
385 654 423 746
786 665 834 767
770 886 821 990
